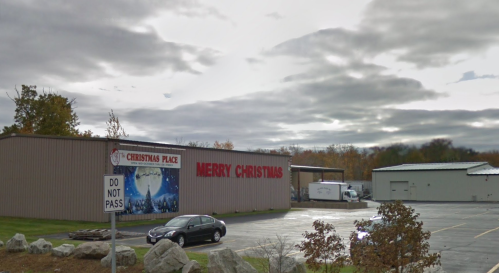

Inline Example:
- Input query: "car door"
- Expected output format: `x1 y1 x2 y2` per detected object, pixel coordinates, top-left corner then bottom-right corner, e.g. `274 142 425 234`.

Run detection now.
201 216 216 240
186 216 203 242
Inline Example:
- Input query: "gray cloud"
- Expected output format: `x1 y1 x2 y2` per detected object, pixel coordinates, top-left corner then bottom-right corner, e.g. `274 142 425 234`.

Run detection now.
455 71 499 83
246 58 265 65
0 0 222 89
265 12 283 20
106 72 498 151
116 93 499 151
361 1 499 68
3 0 499 153
268 0 499 68
0 96 15 128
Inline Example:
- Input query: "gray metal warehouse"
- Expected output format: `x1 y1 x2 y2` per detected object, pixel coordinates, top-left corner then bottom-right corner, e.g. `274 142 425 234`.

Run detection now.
372 162 499 202
0 134 291 222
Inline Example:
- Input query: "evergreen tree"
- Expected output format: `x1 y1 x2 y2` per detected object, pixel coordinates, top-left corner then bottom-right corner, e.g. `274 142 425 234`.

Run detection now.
143 185 154 214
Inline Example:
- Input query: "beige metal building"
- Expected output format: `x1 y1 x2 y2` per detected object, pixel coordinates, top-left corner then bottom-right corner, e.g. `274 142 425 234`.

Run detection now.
372 162 499 201
0 134 291 222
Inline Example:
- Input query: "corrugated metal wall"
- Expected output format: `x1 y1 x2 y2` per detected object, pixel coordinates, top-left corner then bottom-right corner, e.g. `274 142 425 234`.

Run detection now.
0 135 290 222
0 135 109 222
114 141 291 222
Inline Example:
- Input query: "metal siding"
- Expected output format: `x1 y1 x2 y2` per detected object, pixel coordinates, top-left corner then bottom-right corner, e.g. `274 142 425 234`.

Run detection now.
469 168 499 175
116 144 290 221
0 136 108 222
1 136 290 222
374 169 477 201
374 162 488 172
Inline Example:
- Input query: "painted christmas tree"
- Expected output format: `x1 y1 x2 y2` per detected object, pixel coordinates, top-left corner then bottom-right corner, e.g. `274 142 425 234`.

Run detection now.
143 185 154 214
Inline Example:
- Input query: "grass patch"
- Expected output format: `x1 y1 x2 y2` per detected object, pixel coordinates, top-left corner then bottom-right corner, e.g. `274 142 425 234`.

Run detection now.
0 208 359 273
0 209 296 242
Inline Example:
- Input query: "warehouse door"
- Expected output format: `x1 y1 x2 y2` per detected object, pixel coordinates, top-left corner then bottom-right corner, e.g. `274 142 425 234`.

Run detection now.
390 181 409 200
409 186 417 200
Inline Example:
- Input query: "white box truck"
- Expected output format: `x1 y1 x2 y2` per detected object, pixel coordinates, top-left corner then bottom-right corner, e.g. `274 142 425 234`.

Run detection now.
308 182 359 202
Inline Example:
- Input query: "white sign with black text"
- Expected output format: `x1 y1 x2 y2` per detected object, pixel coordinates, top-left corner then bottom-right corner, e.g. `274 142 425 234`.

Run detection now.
104 175 125 213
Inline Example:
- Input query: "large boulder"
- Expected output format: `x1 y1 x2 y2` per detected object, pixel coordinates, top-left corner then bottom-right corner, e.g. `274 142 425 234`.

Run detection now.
144 239 189 273
182 260 202 273
6 233 28 253
52 244 75 257
28 238 53 254
269 256 306 273
74 242 110 259
101 245 137 267
207 248 257 273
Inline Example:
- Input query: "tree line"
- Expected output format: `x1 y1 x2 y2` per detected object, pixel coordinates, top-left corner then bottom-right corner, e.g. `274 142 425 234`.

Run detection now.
249 139 499 181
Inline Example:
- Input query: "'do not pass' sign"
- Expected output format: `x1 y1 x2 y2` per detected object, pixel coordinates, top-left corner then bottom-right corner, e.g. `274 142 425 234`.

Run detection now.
104 175 125 213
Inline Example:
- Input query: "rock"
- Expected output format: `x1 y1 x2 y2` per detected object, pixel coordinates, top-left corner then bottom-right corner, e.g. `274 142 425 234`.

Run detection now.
182 260 202 273
28 238 53 254
52 244 75 257
269 256 306 273
101 245 137 267
6 233 28 253
207 248 258 273
0 240 4 247
74 242 110 259
144 239 189 273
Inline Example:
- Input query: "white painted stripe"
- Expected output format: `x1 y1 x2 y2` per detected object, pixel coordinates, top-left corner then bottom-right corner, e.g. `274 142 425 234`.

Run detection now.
487 262 499 273
461 211 490 219
475 227 499 239
431 223 466 234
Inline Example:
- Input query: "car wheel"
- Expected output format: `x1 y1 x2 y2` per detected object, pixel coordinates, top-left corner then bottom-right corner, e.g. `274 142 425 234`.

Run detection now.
211 230 221 242
177 235 185 248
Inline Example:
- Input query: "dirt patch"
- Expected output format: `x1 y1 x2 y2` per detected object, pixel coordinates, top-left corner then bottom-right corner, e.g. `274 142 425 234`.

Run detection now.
0 249 144 273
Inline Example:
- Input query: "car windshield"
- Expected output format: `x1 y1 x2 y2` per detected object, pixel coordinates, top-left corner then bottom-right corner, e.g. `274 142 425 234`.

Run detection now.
350 191 358 197
164 217 190 227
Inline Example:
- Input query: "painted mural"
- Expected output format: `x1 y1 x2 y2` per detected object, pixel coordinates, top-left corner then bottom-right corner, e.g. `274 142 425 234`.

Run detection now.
114 165 179 215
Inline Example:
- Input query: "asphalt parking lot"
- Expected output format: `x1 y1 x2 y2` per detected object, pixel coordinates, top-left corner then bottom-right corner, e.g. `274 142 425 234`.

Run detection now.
66 201 499 273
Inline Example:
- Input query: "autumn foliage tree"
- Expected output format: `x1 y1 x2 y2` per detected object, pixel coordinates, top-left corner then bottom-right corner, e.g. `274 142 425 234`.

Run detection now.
350 201 440 273
296 220 348 273
213 139 234 150
2 85 81 136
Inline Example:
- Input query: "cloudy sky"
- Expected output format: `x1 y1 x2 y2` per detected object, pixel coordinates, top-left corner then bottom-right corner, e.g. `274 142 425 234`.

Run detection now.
2 0 499 151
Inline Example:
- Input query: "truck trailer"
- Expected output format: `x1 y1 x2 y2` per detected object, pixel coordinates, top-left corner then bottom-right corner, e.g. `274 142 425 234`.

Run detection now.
308 182 359 202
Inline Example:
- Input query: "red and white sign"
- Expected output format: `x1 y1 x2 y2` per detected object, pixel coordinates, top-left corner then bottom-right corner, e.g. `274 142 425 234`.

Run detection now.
110 149 181 168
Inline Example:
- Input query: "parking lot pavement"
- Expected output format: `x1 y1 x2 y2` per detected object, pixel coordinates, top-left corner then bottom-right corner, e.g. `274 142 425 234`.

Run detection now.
58 201 499 273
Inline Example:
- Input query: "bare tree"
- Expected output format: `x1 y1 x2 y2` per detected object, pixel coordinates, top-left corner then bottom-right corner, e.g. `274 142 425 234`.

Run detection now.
246 235 297 273
296 220 348 273
187 140 211 148
106 109 129 139
175 137 185 145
